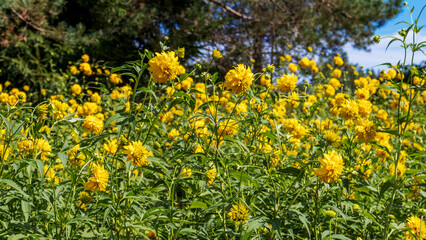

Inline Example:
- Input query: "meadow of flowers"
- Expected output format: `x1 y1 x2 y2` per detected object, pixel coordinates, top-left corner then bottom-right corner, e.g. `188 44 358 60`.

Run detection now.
0 13 425 240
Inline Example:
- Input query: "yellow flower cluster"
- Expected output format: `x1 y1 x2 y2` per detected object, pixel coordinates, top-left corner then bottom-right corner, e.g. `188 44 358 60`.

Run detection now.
314 150 345 183
148 51 183 84
224 64 253 94
84 164 109 192
123 141 153 167
228 203 250 224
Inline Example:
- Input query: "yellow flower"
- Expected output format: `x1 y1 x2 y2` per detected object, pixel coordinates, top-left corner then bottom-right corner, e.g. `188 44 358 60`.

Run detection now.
389 162 406 178
71 84 82 95
276 73 297 93
212 49 223 59
84 164 109 192
259 75 271 87
123 141 153 167
168 128 180 140
181 168 192 177
325 85 335 97
314 150 345 183
387 68 397 79
146 231 158 240
176 47 185 58
355 119 376 143
299 57 310 68
81 54 90 63
0 144 10 160
405 216 426 240
355 88 370 100
78 191 94 210
206 168 217 185
331 69 342 78
109 73 122 84
44 165 57 183
79 62 92 76
339 99 358 120
82 115 104 134
91 92 101 104
325 210 337 218
23 85 30 91
357 100 372 118
103 139 118 155
148 51 181 84
329 78 341 89
224 64 253 94
288 63 298 73
228 203 250 224
334 56 344 66
217 119 239 137
70 66 79 75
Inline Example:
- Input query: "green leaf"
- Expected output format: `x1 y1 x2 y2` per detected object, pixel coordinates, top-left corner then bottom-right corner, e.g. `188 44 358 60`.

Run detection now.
379 179 394 199
279 167 304 177
189 201 207 209
105 113 121 127
58 152 68 169
0 179 29 198
7 234 27 240
330 234 351 240
21 200 31 222
246 216 268 232
229 170 259 188
0 114 11 132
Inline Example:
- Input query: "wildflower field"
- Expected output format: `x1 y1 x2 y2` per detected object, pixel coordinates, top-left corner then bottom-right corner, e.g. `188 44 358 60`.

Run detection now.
1 7 426 240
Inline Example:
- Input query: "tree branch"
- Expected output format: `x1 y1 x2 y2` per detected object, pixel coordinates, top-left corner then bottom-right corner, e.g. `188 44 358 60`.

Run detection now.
10 7 52 33
207 0 253 21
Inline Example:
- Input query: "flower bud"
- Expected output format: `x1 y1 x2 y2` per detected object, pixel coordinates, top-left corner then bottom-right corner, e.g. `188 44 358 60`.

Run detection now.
373 35 380 43
325 210 337 218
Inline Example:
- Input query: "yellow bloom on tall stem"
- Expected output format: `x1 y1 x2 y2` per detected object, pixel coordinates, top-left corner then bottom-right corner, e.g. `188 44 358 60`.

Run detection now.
276 73 297 93
314 150 344 183
224 64 253 94
148 51 181 84
103 139 118 155
339 99 359 120
228 203 250 224
84 164 109 192
206 168 217 185
217 119 239 137
405 216 426 240
354 118 376 143
82 115 104 134
123 141 153 167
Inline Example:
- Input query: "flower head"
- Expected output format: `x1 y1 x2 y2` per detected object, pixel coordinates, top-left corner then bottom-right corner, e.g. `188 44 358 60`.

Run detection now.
314 150 345 183
148 51 181 84
123 141 153 167
224 64 253 94
110 73 122 84
276 73 297 93
84 164 109 192
206 168 217 185
82 115 104 134
355 119 376 143
405 216 426 240
217 119 239 137
103 139 118 155
228 203 250 224
339 99 358 120
212 49 223 59
334 56 344 66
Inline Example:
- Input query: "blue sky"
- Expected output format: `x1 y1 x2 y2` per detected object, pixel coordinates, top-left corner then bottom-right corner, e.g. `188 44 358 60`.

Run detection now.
343 1 426 70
